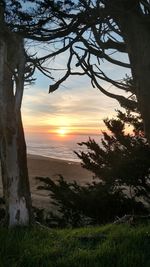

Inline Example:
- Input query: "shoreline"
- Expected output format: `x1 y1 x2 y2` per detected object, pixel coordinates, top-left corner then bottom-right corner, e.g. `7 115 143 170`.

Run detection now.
27 153 92 181
27 153 80 164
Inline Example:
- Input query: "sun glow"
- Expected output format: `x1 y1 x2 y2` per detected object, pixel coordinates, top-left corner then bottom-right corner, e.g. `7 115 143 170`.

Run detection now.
57 128 68 136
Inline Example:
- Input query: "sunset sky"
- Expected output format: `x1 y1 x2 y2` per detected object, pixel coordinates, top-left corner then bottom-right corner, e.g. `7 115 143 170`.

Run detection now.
22 75 120 136
22 49 130 137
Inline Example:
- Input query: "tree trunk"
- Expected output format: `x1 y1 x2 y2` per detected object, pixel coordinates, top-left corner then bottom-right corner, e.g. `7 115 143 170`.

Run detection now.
0 32 32 226
114 5 150 143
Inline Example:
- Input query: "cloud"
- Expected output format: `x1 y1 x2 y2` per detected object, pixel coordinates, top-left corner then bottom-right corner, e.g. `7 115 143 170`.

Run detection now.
22 78 121 134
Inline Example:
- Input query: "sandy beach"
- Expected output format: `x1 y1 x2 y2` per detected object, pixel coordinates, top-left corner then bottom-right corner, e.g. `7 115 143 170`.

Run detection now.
0 154 93 209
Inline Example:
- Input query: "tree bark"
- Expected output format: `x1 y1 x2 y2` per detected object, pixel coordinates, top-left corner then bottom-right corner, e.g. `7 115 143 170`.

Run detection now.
114 5 150 143
0 31 32 226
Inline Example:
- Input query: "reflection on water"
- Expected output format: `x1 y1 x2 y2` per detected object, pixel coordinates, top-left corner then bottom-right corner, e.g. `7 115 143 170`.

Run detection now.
25 132 101 162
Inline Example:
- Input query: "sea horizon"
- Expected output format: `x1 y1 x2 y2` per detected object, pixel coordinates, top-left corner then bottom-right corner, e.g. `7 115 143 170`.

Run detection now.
25 132 102 162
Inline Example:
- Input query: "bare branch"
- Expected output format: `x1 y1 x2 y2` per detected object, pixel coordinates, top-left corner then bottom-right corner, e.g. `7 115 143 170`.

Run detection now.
49 49 73 93
77 37 130 68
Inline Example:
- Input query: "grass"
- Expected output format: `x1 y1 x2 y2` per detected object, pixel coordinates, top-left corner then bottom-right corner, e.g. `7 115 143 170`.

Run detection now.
0 224 150 267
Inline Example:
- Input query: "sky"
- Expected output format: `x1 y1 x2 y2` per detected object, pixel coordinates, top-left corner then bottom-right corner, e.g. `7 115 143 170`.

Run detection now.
22 18 130 138
22 67 126 137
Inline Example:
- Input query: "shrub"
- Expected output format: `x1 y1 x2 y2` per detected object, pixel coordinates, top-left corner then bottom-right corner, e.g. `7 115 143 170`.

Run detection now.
36 109 150 227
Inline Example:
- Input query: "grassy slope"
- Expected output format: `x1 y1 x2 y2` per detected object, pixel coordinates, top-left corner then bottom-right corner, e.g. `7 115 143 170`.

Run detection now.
0 224 150 267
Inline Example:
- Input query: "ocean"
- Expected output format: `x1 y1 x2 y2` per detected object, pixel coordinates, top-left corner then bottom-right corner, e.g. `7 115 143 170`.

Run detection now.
25 133 101 162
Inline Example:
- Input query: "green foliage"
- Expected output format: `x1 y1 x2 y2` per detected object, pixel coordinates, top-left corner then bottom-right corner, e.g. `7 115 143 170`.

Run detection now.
76 110 150 206
36 175 93 227
0 224 150 267
36 109 149 227
36 174 146 227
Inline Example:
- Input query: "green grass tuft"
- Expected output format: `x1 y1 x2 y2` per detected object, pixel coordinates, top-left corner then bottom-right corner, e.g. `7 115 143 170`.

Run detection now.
0 224 150 267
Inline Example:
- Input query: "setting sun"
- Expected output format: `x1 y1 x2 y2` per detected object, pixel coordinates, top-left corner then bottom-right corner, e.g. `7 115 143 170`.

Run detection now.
57 128 68 136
